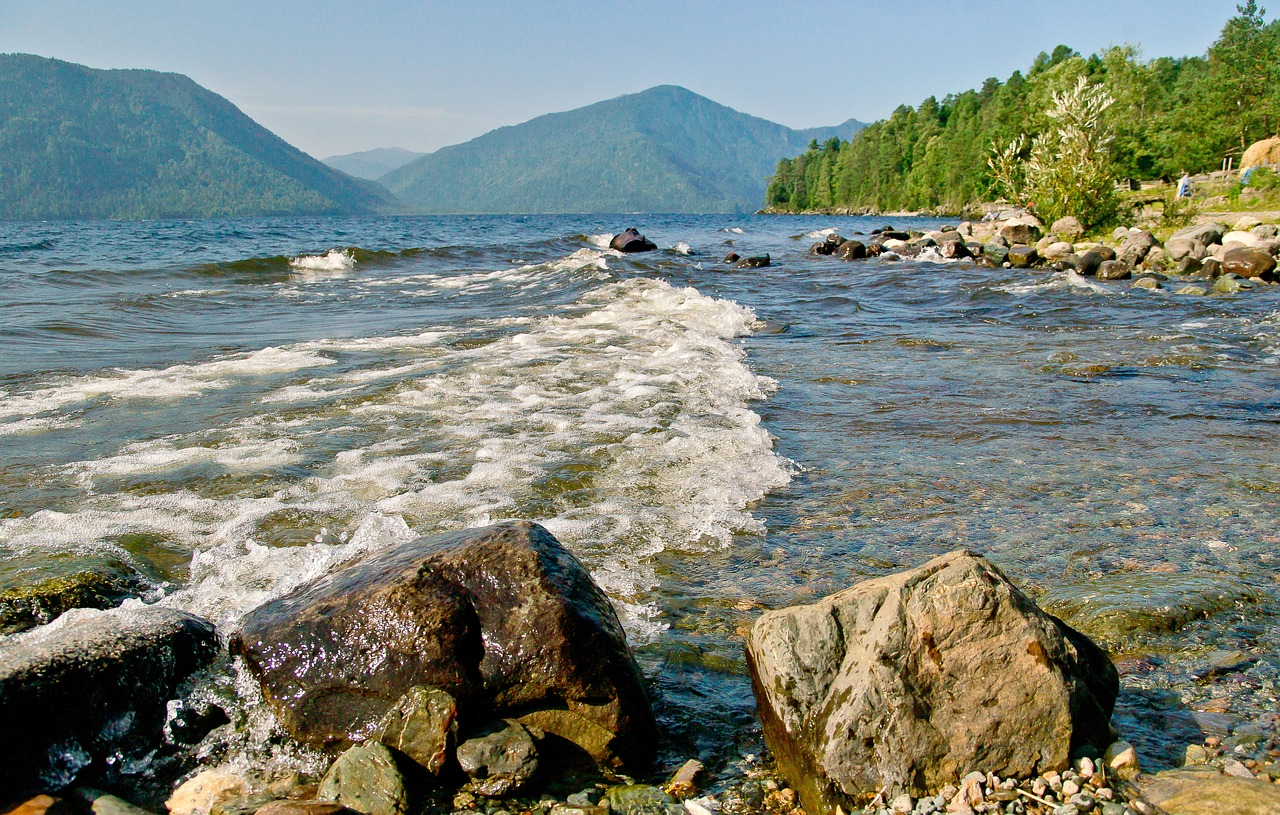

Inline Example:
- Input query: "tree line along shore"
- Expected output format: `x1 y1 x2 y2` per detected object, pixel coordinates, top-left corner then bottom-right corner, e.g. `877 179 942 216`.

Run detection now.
763 3 1280 228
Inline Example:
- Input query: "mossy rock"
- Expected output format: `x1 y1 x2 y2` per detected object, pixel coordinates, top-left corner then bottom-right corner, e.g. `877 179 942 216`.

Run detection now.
0 561 151 635
1040 572 1258 646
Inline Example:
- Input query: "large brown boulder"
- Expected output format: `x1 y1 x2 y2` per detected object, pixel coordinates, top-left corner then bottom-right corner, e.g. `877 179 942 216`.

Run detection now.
1242 136 1280 170
745 551 1117 814
1222 246 1277 281
232 521 656 770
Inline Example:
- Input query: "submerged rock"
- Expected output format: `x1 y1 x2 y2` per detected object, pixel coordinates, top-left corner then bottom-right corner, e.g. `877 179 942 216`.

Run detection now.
0 606 219 793
610 229 657 253
233 521 656 770
0 560 153 636
734 255 770 268
746 550 1117 812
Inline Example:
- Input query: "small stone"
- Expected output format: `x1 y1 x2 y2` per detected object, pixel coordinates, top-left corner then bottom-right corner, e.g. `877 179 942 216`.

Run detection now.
1100 805 1124 815
603 785 681 815
566 793 597 807
3 797 71 815
318 742 410 815
1069 793 1094 812
167 772 250 815
1224 758 1255 778
1130 801 1155 815
70 791 158 815
1094 788 1113 802
1032 779 1048 797
378 685 457 775
890 794 913 813
457 721 539 798
683 802 714 815
551 808 608 815
1174 285 1207 295
255 805 355 815
1205 736 1222 748
452 792 476 810
1103 741 1140 781
667 759 706 797
211 795 277 815
1061 780 1080 796
1131 276 1161 290
1053 806 1075 815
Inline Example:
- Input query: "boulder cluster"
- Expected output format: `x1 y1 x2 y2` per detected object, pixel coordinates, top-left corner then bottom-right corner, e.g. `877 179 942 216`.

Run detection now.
803 213 1280 295
5 523 1278 815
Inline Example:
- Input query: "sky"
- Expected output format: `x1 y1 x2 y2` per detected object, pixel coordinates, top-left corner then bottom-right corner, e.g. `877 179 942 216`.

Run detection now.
0 0 1258 160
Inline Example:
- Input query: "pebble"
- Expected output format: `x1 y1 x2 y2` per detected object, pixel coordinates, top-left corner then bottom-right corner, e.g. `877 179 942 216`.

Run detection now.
1069 792 1095 812
1223 758 1255 778
1061 780 1080 796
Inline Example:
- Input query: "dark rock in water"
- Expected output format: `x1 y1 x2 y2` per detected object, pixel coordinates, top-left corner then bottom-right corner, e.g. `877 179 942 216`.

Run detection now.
864 242 885 258
1096 260 1132 280
837 240 866 260
746 550 1118 812
318 742 410 815
1077 251 1106 277
378 686 457 775
722 252 740 264
983 242 1010 265
1222 247 1277 280
0 561 153 636
456 720 539 797
987 235 1010 249
1117 230 1156 266
1176 256 1205 276
895 244 922 259
809 241 835 256
734 255 770 268
609 228 656 253
1056 253 1081 271
1213 272 1255 293
1201 257 1223 279
232 521 656 770
881 230 910 241
1008 246 1039 268
0 606 219 793
825 232 844 246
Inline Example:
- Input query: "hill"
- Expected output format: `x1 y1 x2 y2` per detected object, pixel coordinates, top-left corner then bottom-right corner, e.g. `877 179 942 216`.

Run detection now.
381 85 865 214
0 54 392 220
323 147 426 180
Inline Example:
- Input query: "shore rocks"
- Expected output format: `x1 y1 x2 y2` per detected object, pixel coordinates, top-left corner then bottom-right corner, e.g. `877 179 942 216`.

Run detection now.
377 686 457 776
232 521 656 770
999 220 1042 245
1096 260 1132 280
318 743 410 815
746 550 1118 813
1008 245 1039 268
0 606 219 793
1133 767 1280 815
610 229 656 253
1051 217 1085 241
1222 246 1277 281
1117 231 1156 266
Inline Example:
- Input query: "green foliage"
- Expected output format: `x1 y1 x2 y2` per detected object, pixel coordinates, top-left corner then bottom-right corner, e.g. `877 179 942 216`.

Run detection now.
0 54 392 221
765 5 1280 215
383 85 866 214
1000 77 1120 230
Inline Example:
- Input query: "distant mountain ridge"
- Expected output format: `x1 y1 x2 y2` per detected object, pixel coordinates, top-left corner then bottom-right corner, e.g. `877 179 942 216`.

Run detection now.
382 86 865 214
0 54 391 220
323 147 426 181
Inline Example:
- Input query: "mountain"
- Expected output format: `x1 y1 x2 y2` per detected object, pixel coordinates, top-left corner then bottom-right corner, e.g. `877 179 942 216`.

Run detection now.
323 147 426 180
381 85 865 214
0 54 392 221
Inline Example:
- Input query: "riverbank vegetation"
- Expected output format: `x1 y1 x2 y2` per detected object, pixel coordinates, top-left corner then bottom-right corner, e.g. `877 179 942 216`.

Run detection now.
764 3 1280 221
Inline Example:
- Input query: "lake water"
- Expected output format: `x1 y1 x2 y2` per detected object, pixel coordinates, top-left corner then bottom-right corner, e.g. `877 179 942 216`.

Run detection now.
1 214 1277 787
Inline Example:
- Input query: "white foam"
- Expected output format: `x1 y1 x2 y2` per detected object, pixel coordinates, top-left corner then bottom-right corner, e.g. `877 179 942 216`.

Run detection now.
289 249 355 273
672 242 693 255
805 228 839 239
0 347 337 422
722 227 746 234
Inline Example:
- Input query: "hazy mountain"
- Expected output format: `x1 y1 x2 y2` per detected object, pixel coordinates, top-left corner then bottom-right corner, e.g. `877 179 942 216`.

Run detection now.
0 54 392 220
323 147 426 180
381 85 866 214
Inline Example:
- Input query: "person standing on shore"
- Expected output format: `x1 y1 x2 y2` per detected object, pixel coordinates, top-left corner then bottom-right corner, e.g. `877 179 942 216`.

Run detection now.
1177 171 1193 198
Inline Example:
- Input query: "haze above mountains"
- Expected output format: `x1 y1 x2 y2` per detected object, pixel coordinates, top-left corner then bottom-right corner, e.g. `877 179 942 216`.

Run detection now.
0 54 863 220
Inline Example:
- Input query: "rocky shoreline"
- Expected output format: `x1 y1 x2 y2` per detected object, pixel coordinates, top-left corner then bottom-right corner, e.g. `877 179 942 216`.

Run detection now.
4 520 1280 815
782 212 1280 296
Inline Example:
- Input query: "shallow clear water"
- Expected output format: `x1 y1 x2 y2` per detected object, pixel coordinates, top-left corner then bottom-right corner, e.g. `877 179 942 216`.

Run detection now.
2 214 1278 782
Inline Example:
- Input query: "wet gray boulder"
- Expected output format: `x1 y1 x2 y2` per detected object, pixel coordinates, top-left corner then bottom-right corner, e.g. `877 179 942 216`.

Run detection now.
1165 237 1207 263
1170 222 1226 247
746 550 1117 813
232 521 656 770
935 233 970 259
318 742 410 815
610 229 656 253
983 242 1010 265
0 606 220 793
1222 247 1277 281
734 255 770 268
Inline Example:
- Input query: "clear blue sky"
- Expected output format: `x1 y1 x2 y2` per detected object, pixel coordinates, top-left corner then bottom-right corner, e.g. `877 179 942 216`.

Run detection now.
0 0 1257 159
